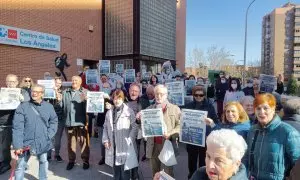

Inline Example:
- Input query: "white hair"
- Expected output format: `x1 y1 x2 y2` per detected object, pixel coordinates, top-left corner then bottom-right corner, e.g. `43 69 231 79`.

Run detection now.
206 129 247 163
239 95 254 105
154 84 168 94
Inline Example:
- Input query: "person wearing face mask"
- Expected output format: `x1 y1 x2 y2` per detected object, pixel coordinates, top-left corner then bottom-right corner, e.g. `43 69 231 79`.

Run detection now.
102 90 138 180
242 79 255 97
223 77 245 108
205 101 250 140
243 93 300 180
215 72 229 118
184 86 219 179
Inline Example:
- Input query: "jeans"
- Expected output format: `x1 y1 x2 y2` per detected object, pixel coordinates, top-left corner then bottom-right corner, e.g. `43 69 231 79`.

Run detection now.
15 151 48 180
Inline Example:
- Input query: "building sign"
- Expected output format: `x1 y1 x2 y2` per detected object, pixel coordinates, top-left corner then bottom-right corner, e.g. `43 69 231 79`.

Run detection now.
0 24 60 51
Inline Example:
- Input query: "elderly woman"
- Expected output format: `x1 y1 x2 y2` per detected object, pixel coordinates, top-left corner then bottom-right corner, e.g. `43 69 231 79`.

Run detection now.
244 93 300 180
102 90 138 180
153 129 248 180
206 101 250 140
184 85 219 179
239 96 256 124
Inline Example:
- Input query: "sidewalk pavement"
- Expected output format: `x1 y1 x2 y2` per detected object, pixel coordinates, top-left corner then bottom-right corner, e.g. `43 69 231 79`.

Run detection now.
0 132 189 180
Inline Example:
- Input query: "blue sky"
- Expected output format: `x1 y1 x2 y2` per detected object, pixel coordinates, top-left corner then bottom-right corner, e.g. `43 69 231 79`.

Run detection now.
186 0 300 65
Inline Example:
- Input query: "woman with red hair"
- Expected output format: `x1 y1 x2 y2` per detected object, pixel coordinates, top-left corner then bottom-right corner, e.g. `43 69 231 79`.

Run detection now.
244 93 300 180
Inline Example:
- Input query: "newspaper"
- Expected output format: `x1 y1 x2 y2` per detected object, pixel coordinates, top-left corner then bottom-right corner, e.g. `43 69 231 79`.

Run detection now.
165 81 184 106
0 88 21 110
159 171 175 180
185 80 196 95
259 74 277 93
141 109 164 137
115 64 124 74
125 69 136 83
99 60 110 74
86 69 99 84
86 92 104 113
37 80 56 99
180 109 207 147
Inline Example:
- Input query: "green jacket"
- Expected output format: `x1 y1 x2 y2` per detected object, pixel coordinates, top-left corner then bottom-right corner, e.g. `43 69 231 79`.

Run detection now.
244 115 300 180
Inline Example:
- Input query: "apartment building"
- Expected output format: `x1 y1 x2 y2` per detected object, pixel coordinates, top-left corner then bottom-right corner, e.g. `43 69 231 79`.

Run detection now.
261 3 300 84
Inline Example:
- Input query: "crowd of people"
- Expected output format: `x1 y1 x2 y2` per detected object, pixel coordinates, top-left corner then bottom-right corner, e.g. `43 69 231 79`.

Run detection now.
0 66 300 180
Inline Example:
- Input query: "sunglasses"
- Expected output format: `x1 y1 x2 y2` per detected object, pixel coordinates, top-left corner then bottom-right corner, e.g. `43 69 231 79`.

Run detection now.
25 80 31 82
194 94 205 97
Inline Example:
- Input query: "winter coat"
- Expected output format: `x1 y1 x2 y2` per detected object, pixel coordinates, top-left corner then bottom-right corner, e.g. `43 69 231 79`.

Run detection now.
190 163 248 180
102 103 138 166
287 158 300 180
61 87 88 127
215 81 228 101
146 102 181 159
213 120 251 140
243 87 255 97
282 114 300 133
12 100 58 155
244 115 300 180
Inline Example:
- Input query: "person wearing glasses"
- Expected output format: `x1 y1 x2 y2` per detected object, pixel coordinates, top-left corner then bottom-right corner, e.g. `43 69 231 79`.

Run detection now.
137 84 181 178
154 129 248 180
0 74 24 174
183 85 219 179
12 84 58 180
243 93 300 180
205 101 250 140
19 77 34 102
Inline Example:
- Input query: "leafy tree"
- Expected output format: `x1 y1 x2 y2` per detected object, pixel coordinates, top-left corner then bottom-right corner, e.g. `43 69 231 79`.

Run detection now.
286 76 298 95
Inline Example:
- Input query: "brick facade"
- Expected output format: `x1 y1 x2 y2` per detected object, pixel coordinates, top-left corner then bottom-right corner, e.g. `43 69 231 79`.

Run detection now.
0 0 102 85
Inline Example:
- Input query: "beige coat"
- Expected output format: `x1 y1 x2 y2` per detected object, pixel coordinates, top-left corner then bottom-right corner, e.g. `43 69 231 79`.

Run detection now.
146 102 181 158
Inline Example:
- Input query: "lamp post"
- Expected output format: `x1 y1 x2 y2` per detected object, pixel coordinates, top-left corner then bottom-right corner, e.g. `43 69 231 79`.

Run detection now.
243 0 257 69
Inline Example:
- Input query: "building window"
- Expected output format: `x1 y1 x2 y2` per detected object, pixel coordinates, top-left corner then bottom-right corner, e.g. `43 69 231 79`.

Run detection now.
296 22 300 26
296 64 300 68
295 50 300 54
298 78 300 81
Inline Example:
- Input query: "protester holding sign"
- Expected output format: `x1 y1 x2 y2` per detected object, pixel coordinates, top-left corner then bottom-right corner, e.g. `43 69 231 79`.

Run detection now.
205 101 250 140
0 74 23 174
137 84 181 178
102 89 138 180
183 85 219 179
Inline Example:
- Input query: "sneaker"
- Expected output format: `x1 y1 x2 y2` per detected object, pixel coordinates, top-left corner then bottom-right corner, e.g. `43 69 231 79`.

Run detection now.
98 158 105 165
83 162 89 170
0 164 11 175
55 155 63 162
66 162 75 170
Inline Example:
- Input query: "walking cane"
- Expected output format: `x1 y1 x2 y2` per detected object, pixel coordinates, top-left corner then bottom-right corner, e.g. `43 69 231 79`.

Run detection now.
9 147 30 180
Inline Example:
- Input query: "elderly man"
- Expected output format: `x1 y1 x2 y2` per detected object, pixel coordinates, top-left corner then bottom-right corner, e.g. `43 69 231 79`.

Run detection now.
140 84 181 177
282 98 300 133
13 84 58 180
240 96 256 124
0 74 23 174
60 76 90 170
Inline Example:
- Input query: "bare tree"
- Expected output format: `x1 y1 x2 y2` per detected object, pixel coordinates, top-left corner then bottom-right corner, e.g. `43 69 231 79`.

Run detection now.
206 45 234 70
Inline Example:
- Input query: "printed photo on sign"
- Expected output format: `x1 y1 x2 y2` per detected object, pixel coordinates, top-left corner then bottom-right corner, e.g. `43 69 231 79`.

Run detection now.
259 74 277 93
115 64 124 74
141 109 164 137
86 92 104 113
37 80 56 99
165 81 185 106
0 88 21 110
180 109 207 147
185 80 196 95
125 69 136 83
86 69 99 84
99 60 110 74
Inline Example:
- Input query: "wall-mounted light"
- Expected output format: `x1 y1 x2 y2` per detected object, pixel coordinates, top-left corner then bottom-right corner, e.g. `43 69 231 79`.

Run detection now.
89 25 94 32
